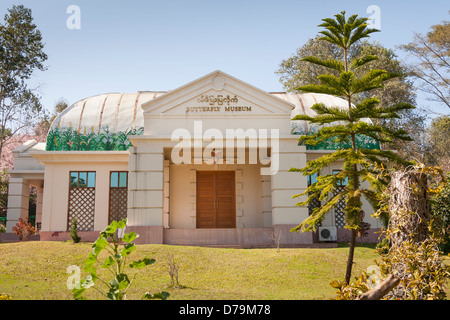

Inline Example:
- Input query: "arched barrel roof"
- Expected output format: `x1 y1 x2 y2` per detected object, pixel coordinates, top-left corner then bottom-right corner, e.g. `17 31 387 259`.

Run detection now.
47 91 379 151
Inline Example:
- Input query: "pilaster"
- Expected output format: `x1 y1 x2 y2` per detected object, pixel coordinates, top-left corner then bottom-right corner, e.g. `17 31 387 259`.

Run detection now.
6 178 29 232
127 144 164 229
270 138 311 244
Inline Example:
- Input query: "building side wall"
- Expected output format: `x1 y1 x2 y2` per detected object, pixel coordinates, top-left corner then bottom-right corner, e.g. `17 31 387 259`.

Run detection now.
41 162 128 233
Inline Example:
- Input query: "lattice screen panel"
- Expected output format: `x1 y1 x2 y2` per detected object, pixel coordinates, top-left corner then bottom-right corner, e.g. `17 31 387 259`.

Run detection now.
308 193 321 216
334 186 346 228
109 188 128 224
67 188 95 231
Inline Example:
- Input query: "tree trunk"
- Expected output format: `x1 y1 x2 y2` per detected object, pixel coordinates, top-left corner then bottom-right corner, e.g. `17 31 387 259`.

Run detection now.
345 229 357 284
356 169 430 300
387 170 430 247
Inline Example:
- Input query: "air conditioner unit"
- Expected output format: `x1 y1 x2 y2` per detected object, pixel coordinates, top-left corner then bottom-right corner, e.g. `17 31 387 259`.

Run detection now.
319 227 337 242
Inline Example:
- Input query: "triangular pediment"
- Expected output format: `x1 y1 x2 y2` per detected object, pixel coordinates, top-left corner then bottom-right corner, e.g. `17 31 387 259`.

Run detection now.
141 70 295 116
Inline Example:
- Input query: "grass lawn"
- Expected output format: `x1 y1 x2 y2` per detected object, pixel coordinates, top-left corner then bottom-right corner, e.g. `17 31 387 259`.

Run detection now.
0 240 385 300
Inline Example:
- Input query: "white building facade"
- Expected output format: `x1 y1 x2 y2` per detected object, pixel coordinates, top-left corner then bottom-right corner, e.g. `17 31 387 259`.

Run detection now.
5 71 382 246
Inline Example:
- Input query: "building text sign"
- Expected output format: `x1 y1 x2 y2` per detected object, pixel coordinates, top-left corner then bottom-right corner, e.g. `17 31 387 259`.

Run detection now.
186 95 252 113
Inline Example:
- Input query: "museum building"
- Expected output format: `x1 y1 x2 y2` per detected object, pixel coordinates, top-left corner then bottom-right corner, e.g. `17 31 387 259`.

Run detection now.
5 71 382 246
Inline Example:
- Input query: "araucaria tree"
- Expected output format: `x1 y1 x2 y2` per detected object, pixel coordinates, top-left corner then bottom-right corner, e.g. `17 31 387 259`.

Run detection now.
290 12 414 284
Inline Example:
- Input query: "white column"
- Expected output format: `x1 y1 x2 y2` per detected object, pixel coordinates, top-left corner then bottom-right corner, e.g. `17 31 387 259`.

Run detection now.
35 186 43 231
127 144 164 227
261 174 272 227
163 159 170 228
235 168 244 228
270 138 312 244
94 168 110 231
6 177 29 232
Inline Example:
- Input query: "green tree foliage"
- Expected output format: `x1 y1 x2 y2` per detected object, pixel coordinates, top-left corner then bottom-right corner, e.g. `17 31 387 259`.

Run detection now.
289 12 414 284
0 5 47 159
0 169 7 225
425 115 450 172
34 97 69 139
277 36 426 162
430 172 450 253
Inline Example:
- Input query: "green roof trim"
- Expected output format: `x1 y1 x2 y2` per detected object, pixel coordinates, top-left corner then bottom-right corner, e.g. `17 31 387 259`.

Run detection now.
290 122 380 150
45 126 144 151
299 133 381 150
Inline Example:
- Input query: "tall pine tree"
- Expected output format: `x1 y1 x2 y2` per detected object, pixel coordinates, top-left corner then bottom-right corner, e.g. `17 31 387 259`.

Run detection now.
289 12 414 284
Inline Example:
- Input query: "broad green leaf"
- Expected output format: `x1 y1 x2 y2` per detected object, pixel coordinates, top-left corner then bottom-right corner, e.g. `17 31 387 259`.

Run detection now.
103 221 118 234
101 256 115 268
84 253 97 273
72 286 86 300
142 291 170 300
92 237 108 256
129 258 155 269
90 267 98 283
122 231 138 243
118 277 130 291
116 218 127 229
121 243 136 257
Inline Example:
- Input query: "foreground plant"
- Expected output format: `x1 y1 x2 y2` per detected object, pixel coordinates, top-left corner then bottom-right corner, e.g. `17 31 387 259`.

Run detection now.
72 218 169 300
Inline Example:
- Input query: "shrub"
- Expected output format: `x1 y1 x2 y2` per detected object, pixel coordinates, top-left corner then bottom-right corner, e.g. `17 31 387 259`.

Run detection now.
332 167 450 300
377 234 450 300
69 217 81 243
166 253 184 288
430 172 450 254
0 294 12 300
330 273 371 300
12 218 35 241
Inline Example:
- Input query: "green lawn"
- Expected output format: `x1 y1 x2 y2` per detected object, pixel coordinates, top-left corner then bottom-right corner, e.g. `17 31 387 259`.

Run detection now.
0 241 384 300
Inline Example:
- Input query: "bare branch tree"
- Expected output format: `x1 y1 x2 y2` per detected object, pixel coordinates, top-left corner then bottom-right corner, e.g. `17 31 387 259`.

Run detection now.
399 19 449 113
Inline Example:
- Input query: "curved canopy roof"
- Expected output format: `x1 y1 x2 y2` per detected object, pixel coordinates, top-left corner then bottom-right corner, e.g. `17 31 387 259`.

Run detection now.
50 91 350 132
47 91 379 151
51 91 166 133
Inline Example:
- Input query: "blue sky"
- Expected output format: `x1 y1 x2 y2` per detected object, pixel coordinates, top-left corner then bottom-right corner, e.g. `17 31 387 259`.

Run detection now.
0 0 448 115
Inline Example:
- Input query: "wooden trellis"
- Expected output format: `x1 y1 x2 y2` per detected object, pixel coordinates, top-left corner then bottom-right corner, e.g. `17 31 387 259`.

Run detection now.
308 193 321 216
334 185 346 228
67 187 95 231
109 188 128 224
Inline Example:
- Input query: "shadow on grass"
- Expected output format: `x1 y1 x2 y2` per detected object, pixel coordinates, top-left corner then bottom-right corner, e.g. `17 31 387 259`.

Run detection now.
337 242 377 249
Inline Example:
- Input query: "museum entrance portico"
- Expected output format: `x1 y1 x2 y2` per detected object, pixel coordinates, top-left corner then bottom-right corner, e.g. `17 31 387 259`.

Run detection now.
124 71 312 246
125 138 312 247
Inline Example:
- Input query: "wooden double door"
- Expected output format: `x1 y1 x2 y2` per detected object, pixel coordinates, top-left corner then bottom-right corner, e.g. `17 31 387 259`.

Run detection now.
196 171 236 228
